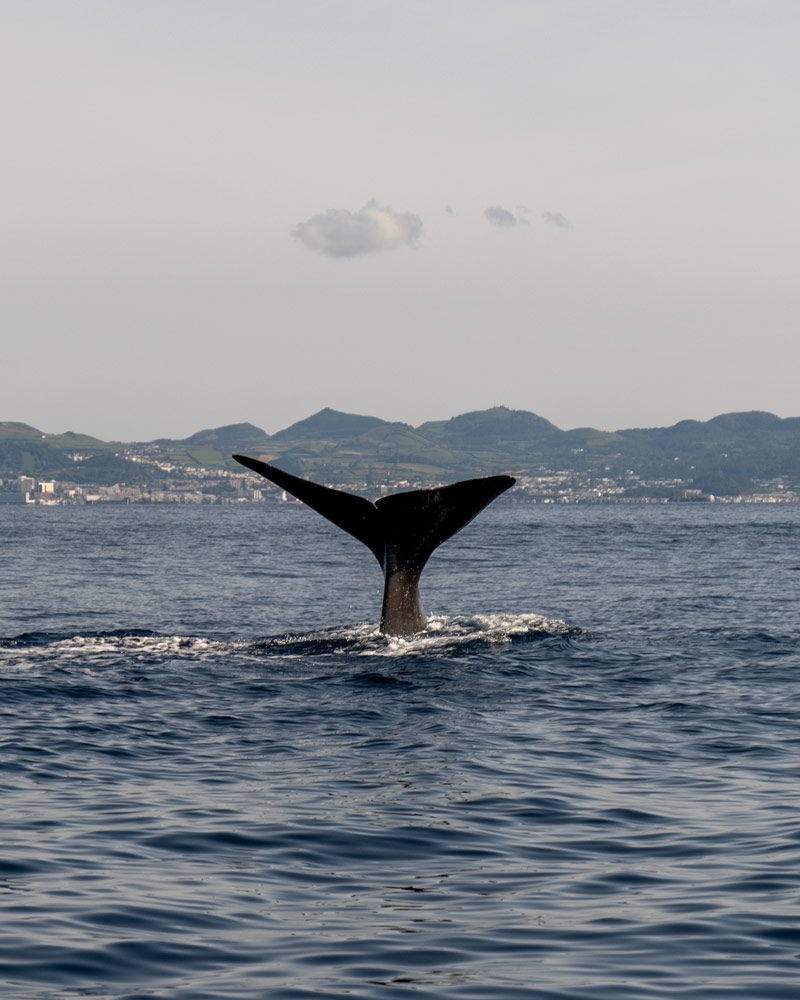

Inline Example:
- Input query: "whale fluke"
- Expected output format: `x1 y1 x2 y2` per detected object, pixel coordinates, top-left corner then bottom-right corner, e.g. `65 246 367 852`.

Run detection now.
232 455 514 636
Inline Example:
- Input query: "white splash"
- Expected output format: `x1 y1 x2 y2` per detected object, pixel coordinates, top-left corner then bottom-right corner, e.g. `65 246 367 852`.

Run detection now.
0 613 587 671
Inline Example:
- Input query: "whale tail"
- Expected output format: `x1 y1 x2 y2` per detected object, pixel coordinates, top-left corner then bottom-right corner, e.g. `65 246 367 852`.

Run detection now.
232 455 515 635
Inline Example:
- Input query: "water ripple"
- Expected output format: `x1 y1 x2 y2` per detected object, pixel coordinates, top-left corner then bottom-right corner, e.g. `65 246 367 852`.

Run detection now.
2 504 800 997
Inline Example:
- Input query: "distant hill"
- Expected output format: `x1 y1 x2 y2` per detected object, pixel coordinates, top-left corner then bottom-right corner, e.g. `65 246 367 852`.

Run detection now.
419 406 559 446
271 407 391 442
150 422 273 471
1 407 799 492
179 422 271 448
0 421 43 436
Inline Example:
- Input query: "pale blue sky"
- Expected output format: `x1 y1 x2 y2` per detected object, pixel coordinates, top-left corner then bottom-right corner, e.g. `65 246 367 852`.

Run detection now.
3 1 799 439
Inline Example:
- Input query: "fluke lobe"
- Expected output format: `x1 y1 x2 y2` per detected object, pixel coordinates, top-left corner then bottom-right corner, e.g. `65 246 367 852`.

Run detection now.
232 455 515 637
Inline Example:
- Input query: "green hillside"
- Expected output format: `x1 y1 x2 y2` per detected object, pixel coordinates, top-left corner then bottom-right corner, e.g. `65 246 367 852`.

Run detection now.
2 407 799 492
0 422 44 437
271 408 390 442
67 454 171 486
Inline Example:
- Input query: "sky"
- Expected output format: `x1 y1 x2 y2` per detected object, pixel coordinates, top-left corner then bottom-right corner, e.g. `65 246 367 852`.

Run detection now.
3 0 799 441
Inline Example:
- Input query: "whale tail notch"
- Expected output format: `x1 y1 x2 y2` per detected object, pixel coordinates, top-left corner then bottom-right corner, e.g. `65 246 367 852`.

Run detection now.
232 454 515 635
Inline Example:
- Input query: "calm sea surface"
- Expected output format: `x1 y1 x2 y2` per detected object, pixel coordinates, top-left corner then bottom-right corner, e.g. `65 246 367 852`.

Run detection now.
1 501 800 999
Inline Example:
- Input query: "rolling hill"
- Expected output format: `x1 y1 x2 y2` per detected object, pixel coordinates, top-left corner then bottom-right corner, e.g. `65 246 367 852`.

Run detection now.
2 407 799 492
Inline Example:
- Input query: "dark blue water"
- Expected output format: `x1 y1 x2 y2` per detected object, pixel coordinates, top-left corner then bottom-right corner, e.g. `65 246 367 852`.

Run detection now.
2 502 800 999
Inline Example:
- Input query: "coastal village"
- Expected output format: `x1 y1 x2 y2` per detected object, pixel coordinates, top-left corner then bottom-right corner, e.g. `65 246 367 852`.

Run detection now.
2 408 799 506
2 449 797 506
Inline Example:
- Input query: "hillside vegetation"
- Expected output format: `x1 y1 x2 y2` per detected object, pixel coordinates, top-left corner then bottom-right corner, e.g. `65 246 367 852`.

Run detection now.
1 408 799 493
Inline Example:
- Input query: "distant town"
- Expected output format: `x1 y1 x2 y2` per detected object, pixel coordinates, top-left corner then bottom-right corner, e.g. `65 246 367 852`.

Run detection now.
2 406 799 505
3 454 798 507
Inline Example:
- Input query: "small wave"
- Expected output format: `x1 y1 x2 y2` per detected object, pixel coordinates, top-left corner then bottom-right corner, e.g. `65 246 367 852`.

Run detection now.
0 631 245 672
0 613 587 670
256 612 589 658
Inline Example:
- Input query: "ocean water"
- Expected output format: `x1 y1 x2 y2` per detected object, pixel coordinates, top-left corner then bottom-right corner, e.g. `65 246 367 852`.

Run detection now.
1 500 800 999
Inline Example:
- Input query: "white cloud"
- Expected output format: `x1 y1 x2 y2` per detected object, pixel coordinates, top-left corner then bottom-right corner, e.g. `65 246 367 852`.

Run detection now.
484 205 518 228
542 211 570 229
292 200 423 257
516 205 532 225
